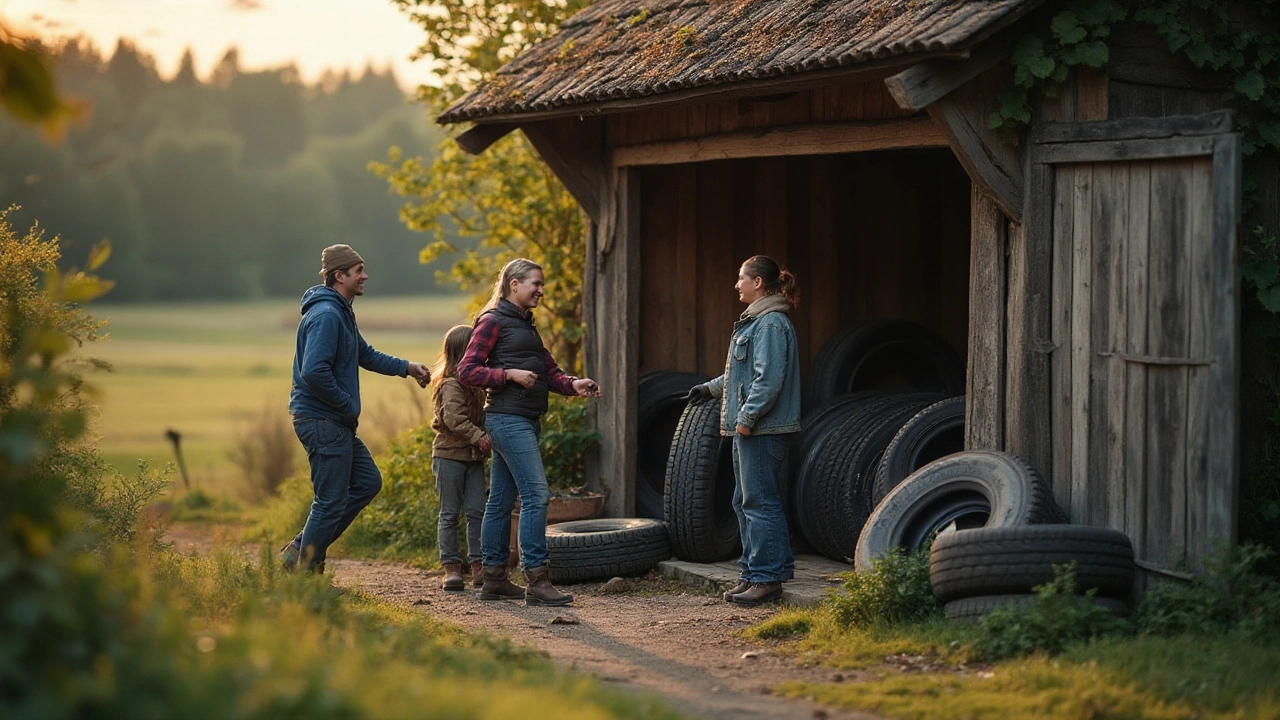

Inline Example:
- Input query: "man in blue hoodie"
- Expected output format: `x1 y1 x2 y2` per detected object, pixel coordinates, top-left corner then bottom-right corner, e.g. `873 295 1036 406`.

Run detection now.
281 244 431 572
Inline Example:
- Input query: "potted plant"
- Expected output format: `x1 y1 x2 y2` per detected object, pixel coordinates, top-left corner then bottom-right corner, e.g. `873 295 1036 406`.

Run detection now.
540 394 604 522
507 395 604 563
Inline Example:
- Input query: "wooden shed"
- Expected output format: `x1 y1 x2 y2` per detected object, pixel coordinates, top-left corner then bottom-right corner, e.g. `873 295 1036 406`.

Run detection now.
439 0 1265 582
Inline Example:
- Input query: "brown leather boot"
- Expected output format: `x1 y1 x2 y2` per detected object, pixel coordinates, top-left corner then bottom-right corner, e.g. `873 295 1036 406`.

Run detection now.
728 581 783 606
442 563 465 591
478 565 526 601
722 579 751 602
470 561 484 589
524 564 573 607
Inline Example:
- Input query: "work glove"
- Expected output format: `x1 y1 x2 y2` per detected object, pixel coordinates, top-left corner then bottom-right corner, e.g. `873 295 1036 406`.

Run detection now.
681 384 714 406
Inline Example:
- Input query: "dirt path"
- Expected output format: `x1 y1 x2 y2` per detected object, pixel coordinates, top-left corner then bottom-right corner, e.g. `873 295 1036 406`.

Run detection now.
167 523 882 720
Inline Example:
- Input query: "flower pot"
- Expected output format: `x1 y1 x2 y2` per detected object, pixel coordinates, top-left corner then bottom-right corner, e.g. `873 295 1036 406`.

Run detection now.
547 491 606 523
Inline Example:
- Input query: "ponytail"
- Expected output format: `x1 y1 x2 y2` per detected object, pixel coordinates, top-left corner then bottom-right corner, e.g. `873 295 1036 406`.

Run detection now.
742 255 800 308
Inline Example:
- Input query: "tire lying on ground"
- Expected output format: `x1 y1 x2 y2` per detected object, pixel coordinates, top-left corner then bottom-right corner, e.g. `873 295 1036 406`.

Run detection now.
854 450 1065 572
929 525 1136 602
546 518 672 583
943 593 1130 622
803 319 965 414
636 370 709 520
664 399 741 562
873 395 966 504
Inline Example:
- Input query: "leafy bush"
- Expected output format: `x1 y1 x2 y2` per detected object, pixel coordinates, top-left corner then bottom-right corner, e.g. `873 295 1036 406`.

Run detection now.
541 394 600 494
828 547 940 627
339 423 441 565
1136 543 1280 639
973 563 1130 660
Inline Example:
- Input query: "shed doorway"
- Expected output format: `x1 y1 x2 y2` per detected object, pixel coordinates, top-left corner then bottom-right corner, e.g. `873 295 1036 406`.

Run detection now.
636 147 973 380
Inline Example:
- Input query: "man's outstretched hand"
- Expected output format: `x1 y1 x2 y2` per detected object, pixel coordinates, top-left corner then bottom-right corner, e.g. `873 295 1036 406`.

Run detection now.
681 385 713 406
407 362 431 388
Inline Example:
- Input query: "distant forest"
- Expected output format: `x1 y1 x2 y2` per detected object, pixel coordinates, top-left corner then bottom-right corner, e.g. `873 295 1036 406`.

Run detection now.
3 39 453 301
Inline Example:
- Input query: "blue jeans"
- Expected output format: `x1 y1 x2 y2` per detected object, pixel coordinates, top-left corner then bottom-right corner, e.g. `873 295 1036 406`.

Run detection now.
732 433 795 583
291 417 382 569
433 457 486 564
480 413 550 570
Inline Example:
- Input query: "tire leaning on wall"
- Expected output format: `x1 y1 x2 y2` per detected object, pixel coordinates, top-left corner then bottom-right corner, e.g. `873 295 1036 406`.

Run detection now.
546 518 673 583
853 450 1065 572
636 370 709 520
872 395 966 505
664 399 741 562
803 319 965 414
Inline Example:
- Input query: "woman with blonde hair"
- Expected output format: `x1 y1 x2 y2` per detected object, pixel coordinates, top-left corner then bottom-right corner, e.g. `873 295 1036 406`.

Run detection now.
457 258 602 606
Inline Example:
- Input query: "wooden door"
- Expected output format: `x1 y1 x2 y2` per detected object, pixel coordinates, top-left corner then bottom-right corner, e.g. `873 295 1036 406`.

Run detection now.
1030 110 1241 578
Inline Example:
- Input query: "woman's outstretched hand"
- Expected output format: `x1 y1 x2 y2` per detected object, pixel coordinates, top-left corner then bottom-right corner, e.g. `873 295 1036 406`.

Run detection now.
573 378 602 398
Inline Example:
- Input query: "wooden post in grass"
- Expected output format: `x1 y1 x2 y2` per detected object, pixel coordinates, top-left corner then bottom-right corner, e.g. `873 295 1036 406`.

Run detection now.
165 428 191 491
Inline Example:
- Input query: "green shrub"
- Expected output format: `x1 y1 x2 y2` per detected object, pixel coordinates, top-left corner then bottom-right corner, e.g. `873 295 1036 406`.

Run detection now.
541 394 600 494
828 546 940 627
340 422 441 564
1136 542 1280 639
973 562 1130 660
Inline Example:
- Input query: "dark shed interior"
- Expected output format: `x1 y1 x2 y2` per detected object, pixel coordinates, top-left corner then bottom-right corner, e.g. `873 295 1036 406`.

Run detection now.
637 149 973 380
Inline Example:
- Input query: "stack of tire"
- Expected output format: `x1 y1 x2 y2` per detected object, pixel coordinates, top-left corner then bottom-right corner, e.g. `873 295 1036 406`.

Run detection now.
662 319 968 563
928 524 1136 620
853 448 1137 620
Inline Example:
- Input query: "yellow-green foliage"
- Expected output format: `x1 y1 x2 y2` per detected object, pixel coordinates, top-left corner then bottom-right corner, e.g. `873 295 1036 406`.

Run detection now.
741 605 970 670
777 648 1280 720
773 653 1244 717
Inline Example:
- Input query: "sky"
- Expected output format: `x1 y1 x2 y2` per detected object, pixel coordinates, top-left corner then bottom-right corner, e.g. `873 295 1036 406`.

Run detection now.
4 0 437 90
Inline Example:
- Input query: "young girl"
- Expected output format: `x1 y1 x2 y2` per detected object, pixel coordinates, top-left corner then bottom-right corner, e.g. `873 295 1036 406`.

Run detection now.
430 324 492 591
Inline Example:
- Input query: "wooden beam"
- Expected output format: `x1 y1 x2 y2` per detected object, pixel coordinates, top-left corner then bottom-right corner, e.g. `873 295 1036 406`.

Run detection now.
610 117 946 167
1037 135 1216 165
1032 109 1232 144
927 73 1024 223
594 167 641 518
520 118 605 222
885 34 1015 112
966 188 1007 450
455 123 516 154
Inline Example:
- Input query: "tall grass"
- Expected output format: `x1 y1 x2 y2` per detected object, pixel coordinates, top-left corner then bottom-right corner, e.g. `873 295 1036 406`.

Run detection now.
82 295 466 499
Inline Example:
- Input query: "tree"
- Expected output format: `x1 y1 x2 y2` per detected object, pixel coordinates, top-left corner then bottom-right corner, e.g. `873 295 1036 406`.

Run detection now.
0 28 84 140
382 0 594 371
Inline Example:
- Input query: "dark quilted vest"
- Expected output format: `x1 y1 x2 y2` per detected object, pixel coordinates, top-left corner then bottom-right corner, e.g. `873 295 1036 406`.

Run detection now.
483 299 550 419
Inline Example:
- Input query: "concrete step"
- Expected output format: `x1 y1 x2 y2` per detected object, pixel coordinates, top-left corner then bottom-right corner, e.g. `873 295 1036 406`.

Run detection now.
658 553 852 606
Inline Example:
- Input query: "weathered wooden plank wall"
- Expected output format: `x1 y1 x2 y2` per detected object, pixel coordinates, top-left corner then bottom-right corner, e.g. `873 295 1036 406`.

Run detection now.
607 81 915 147
1036 124 1239 589
636 149 971 378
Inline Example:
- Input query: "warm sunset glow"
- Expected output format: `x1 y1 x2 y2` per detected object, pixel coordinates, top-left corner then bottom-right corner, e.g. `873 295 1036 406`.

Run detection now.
5 0 435 90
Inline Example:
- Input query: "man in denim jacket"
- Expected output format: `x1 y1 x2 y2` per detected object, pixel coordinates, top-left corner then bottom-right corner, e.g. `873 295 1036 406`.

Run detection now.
685 255 801 605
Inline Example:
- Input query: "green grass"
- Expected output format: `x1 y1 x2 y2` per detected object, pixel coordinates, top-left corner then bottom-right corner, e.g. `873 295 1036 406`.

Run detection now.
747 605 1280 719
78 295 468 499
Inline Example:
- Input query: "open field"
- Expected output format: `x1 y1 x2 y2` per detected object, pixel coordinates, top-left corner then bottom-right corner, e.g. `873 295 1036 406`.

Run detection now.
78 294 472 497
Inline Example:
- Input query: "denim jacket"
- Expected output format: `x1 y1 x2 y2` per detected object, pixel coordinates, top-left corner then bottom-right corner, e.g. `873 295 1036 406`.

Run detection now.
704 294 802 437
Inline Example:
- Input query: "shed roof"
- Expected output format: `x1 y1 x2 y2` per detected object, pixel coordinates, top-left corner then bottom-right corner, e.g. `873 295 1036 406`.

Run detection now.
439 0 1039 124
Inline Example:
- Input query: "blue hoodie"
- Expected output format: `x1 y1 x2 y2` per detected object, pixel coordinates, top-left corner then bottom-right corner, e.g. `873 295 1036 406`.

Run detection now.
288 285 408 428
